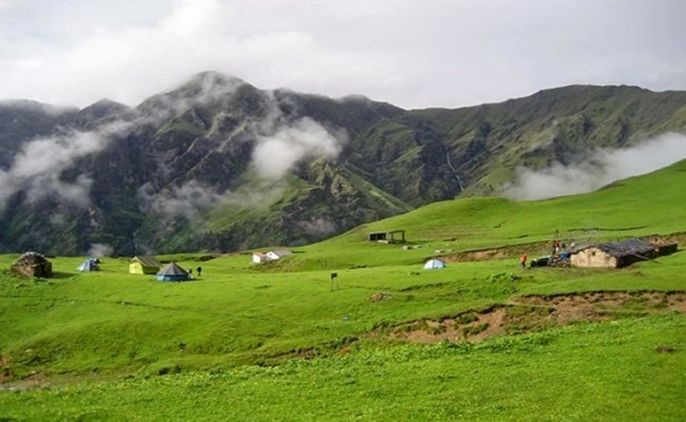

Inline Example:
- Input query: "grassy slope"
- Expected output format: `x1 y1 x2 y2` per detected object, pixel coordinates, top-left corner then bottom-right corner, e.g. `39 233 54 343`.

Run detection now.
1 161 685 420
269 159 686 271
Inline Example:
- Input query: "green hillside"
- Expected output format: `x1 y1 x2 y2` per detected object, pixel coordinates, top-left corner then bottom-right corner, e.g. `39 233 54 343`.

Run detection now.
272 159 686 271
1 161 685 420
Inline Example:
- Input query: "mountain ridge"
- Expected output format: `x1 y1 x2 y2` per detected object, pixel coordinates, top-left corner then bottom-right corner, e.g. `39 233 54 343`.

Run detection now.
0 72 685 255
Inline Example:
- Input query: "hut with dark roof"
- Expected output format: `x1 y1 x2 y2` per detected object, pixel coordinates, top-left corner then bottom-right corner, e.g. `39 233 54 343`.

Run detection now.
570 238 659 268
11 252 53 278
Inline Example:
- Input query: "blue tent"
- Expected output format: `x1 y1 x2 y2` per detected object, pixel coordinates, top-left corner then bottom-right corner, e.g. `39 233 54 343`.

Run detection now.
77 258 100 272
156 262 190 282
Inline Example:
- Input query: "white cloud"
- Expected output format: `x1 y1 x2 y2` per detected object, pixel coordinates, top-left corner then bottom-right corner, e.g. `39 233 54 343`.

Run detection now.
137 180 225 220
251 117 343 180
88 243 113 257
506 133 686 200
0 0 683 109
0 130 104 209
0 119 136 211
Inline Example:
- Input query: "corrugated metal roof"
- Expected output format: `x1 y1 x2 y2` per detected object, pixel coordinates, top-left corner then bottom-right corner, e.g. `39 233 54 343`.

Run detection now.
271 249 293 257
596 238 655 258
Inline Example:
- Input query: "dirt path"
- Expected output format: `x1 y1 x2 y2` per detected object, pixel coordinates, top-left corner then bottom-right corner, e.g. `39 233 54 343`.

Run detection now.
382 290 686 344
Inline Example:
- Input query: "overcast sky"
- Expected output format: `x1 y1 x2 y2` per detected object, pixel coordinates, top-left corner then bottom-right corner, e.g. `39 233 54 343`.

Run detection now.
0 0 684 109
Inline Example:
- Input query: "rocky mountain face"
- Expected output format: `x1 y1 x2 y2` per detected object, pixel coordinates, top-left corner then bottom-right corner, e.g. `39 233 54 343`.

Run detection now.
1 72 685 255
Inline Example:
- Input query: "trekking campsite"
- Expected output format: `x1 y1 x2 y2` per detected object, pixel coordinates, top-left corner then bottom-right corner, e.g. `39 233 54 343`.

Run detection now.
1 160 685 420
2 2 685 419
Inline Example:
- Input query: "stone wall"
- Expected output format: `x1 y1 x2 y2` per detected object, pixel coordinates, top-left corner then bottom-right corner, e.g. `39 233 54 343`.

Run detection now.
570 248 617 268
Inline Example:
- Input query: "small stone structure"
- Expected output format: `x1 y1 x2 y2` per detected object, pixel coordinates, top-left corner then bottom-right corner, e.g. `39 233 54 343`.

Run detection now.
368 230 406 244
10 252 53 278
570 237 678 268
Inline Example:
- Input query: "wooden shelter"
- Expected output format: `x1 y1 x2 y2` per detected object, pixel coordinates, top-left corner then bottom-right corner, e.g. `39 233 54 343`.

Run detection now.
368 230 406 244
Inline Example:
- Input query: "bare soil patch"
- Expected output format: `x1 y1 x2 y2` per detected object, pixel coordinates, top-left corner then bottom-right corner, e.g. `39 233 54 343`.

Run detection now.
370 292 392 302
383 290 686 344
0 355 12 384
0 373 49 391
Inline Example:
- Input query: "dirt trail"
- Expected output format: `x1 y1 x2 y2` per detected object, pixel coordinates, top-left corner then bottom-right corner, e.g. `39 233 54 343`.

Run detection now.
384 290 686 344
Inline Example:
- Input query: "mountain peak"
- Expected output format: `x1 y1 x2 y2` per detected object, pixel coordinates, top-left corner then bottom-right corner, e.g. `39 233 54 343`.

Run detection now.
78 98 135 123
81 98 131 113
176 71 247 96
137 71 251 112
188 71 245 86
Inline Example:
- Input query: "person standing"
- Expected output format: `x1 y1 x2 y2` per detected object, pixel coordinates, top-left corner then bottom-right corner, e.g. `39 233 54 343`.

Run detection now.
520 254 528 269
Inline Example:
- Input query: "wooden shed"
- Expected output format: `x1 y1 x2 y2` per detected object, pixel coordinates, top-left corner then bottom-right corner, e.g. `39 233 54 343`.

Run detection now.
368 230 406 244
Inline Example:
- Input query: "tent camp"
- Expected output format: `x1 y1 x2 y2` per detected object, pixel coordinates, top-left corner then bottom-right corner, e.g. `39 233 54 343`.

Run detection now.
129 256 161 275
423 258 446 270
156 262 190 282
77 258 100 272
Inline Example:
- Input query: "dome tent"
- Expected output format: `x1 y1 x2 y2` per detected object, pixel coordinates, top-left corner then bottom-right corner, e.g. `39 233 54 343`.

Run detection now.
77 258 100 272
423 258 446 270
156 262 190 282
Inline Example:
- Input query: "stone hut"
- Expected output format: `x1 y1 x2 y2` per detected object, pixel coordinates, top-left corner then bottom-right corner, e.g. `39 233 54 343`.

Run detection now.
570 238 663 269
10 252 53 278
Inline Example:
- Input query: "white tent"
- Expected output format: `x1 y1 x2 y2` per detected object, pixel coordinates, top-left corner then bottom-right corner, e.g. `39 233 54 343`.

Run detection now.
423 258 446 270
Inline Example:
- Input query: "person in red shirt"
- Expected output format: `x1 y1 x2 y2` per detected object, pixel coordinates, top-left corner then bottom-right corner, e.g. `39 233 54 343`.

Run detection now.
520 254 528 269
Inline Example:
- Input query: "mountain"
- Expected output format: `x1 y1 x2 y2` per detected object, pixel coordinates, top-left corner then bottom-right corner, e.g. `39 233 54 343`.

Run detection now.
0 72 685 255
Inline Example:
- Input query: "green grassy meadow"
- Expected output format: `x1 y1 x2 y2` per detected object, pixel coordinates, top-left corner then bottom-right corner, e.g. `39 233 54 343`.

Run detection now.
1 161 685 420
